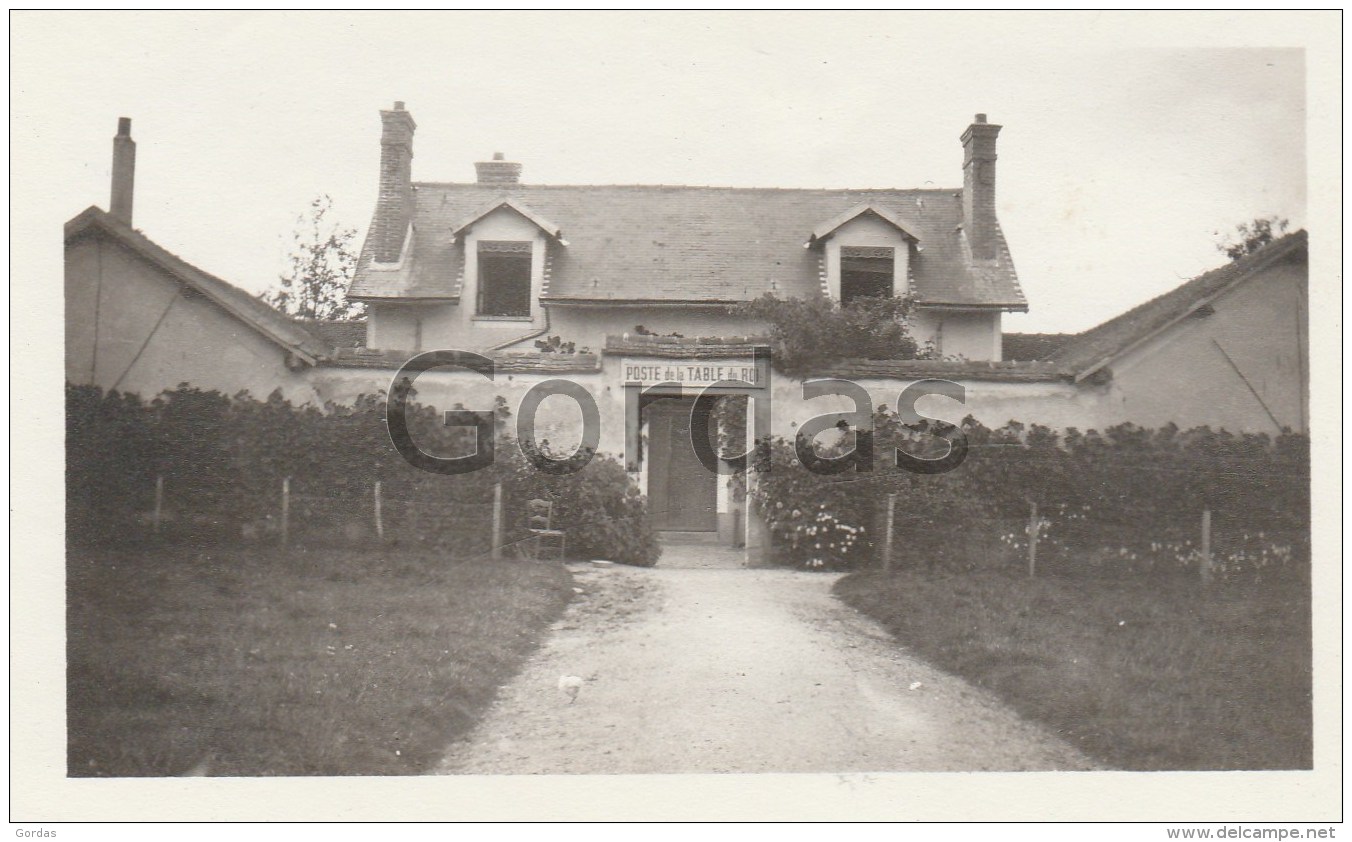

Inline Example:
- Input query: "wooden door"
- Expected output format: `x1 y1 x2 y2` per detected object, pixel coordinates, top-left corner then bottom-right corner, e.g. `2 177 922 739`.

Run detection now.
648 404 718 532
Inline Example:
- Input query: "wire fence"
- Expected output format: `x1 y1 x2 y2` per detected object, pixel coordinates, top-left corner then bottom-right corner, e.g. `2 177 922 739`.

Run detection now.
109 476 508 560
871 495 1310 585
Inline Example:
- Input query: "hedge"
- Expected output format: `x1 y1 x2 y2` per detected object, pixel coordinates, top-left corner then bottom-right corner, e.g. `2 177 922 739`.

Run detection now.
65 383 659 566
751 408 1310 580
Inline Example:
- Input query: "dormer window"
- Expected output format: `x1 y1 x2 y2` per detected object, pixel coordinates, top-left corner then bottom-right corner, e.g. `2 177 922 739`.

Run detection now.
840 246 895 305
477 241 532 317
807 203 918 306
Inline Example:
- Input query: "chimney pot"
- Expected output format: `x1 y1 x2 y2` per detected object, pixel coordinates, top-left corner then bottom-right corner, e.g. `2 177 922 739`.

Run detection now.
394 101 404 110
974 113 987 124
110 117 136 224
476 154 522 185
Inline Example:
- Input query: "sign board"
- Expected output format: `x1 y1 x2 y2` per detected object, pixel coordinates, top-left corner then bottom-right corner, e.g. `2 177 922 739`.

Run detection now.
622 359 763 389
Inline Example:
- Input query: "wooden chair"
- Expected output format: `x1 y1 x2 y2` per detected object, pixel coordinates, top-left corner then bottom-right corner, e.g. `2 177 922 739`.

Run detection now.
526 498 567 561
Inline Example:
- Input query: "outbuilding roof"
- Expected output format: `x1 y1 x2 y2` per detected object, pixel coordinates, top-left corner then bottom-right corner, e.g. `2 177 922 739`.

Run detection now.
65 206 333 363
1050 230 1308 381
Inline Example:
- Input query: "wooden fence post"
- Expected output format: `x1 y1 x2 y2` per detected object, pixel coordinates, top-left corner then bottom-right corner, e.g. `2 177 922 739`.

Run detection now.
153 475 164 535
491 483 503 560
882 493 897 572
280 476 290 548
373 481 385 541
1200 508 1212 586
1028 501 1039 578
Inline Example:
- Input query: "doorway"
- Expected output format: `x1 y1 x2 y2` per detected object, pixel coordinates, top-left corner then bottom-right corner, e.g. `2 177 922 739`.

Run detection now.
645 397 718 533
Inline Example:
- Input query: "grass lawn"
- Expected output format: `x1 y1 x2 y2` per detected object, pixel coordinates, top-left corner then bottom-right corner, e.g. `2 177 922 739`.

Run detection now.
68 543 573 776
835 570 1312 770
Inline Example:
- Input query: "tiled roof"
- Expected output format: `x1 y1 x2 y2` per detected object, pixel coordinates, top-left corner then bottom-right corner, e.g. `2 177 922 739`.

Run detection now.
1050 230 1308 380
350 183 1026 309
1001 332 1076 361
297 319 367 350
65 206 332 362
599 335 1064 381
821 358 1068 383
323 347 601 373
604 334 770 359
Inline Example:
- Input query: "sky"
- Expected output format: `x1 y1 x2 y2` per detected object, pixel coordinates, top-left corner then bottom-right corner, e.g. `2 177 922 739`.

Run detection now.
14 12 1325 334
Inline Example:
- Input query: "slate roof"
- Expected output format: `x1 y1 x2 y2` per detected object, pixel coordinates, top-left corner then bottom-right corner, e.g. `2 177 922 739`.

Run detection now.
1050 230 1308 380
65 206 332 363
349 183 1026 309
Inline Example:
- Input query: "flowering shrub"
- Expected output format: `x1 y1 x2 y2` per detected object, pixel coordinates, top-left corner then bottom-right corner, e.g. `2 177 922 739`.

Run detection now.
749 436 872 570
998 515 1300 582
749 406 1309 581
766 499 867 570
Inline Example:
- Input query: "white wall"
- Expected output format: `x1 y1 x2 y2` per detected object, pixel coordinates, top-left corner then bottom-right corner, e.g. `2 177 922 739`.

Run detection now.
307 354 1103 466
1089 261 1307 434
910 309 1002 361
66 235 320 404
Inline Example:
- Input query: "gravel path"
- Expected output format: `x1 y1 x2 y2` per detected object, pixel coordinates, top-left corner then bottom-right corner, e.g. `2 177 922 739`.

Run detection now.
437 562 1100 774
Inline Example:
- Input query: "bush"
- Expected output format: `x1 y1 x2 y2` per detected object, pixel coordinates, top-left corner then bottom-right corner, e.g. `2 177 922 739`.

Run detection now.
731 294 928 376
502 448 659 566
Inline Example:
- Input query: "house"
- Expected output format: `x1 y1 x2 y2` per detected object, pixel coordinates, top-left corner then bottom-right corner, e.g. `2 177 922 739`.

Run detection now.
330 103 1035 548
346 103 1026 361
1046 230 1309 435
64 119 331 404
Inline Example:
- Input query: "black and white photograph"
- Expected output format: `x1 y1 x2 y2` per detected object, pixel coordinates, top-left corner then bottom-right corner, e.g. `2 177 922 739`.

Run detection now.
10 10 1341 828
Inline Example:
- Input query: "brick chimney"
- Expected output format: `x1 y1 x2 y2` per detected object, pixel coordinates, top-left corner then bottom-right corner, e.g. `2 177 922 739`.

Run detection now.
110 117 135 225
475 152 522 185
961 113 1002 260
371 101 416 263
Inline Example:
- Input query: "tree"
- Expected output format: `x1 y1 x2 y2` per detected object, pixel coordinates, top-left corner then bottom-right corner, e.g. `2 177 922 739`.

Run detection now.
263 195 364 321
1215 216 1290 262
